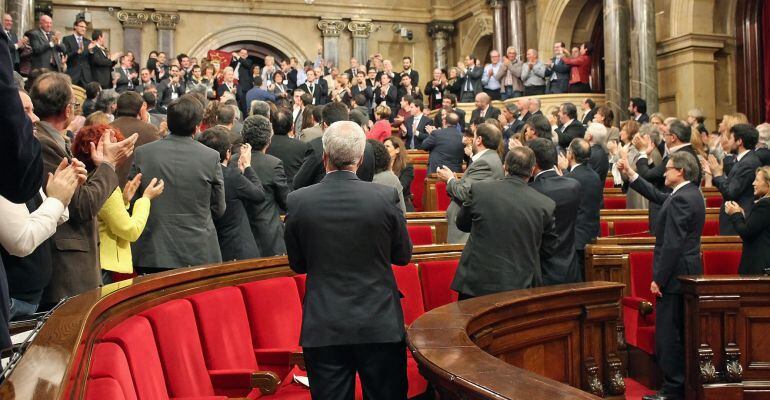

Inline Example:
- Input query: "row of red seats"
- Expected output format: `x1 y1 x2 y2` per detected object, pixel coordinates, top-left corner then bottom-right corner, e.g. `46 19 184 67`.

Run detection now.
87 260 462 400
604 196 723 210
622 250 741 355
599 219 720 238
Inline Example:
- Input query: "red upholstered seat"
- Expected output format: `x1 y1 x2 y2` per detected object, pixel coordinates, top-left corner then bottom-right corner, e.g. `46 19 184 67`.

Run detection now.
600 221 610 237
604 197 627 209
418 260 459 311
622 252 656 355
392 264 426 326
407 225 434 245
293 274 307 303
613 220 651 237
702 250 741 275
88 343 138 400
706 195 723 208
86 378 127 400
411 168 427 211
434 181 451 211
702 220 720 236
605 177 615 188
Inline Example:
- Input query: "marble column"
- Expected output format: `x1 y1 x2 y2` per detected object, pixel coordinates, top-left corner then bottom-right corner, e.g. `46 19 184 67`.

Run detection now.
116 10 149 65
631 0 658 113
317 19 346 68
507 0 526 55
427 21 454 70
151 12 179 57
347 20 374 65
5 0 34 37
603 0 630 124
488 0 505 53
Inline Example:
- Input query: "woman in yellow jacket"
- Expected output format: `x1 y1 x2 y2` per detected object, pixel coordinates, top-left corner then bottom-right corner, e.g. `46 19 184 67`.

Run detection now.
72 124 165 284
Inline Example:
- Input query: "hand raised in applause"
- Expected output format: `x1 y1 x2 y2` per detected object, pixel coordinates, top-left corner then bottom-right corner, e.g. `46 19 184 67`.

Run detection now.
707 154 724 177
142 178 165 200
724 201 744 217
90 130 138 167
123 174 142 204
238 144 253 173
436 166 455 182
46 158 80 206
508 138 523 152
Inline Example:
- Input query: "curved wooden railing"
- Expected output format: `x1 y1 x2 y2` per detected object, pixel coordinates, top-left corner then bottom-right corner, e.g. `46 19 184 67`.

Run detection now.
407 281 625 399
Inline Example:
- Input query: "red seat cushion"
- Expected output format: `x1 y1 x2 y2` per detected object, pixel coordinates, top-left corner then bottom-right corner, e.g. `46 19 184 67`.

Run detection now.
605 177 615 188
418 260 459 311
623 251 656 355
613 220 651 237
702 220 719 236
411 168 427 211
392 264 426 326
407 225 434 245
89 343 138 400
604 197 627 209
434 181 451 211
406 352 429 398
600 221 610 237
86 378 127 400
702 250 741 275
101 316 171 400
293 274 307 303
239 278 303 350
706 195 723 208
141 300 216 398
636 326 656 355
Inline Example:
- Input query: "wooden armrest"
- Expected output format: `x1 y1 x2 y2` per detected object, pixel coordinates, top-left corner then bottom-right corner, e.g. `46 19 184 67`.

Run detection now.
251 371 281 395
289 351 305 370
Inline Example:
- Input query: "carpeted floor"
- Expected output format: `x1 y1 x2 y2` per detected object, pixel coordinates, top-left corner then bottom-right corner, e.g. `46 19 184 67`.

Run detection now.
624 378 656 399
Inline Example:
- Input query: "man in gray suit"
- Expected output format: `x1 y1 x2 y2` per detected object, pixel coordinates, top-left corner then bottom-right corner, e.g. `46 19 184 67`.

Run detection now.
25 14 64 72
130 95 225 272
437 123 505 243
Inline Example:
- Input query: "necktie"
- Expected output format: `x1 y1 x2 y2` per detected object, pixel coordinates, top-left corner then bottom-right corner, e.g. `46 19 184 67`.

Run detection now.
77 36 83 50
411 118 419 148
465 69 472 91
125 69 133 88
45 32 52 42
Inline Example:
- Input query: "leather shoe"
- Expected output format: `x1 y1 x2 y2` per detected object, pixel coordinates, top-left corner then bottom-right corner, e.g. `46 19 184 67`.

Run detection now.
642 394 681 400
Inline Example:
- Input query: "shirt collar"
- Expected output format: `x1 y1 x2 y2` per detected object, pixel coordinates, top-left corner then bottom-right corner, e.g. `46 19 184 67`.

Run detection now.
535 167 557 180
672 180 691 194
570 163 582 172
736 149 751 162
668 143 691 153
472 148 490 162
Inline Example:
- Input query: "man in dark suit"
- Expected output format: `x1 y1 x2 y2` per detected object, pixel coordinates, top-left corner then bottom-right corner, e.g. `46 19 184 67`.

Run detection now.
130 96 224 274
62 19 91 87
113 55 138 93
0 38 44 348
25 14 64 71
199 126 264 261
230 49 253 107
405 99 433 149
617 151 705 400
4 13 26 72
266 108 311 189
158 74 185 108
580 98 597 126
566 138 603 280
545 42 570 94
635 120 702 231
437 123 505 243
434 94 466 129
585 122 610 181
110 91 160 186
89 30 116 89
470 92 501 122
400 56 419 87
297 69 326 106
528 138 582 285
629 97 649 124
556 102 586 149
421 113 464 174
373 73 398 115
708 123 762 234
284 121 412 399
452 146 558 299
459 55 483 103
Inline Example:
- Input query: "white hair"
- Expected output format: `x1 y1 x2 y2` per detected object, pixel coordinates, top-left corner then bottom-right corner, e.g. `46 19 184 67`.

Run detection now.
322 121 366 170
757 123 770 148
586 122 609 147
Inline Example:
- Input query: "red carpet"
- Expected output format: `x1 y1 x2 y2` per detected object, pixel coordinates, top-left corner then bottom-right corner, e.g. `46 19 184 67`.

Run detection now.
624 378 656 399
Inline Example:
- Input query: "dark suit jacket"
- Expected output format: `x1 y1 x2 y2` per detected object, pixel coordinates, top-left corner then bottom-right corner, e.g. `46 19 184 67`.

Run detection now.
284 171 411 347
400 69 419 87
459 66 483 98
420 127 465 173
581 108 596 126
630 178 704 294
266 134 311 188
451 177 558 296
545 57 570 94
728 197 770 275
404 114 433 150
113 67 138 93
588 144 609 182
297 81 326 105
530 170 582 285
0 41 44 348
567 164 603 249
398 164 415 212
755 148 770 166
713 151 762 234
159 81 186 107
635 113 650 124
4 29 20 66
373 84 398 112
293 137 375 190
214 165 265 261
557 119 586 149
434 108 466 129
62 35 92 85
470 106 501 122
89 46 115 88
230 56 253 90
25 29 64 70
109 116 160 187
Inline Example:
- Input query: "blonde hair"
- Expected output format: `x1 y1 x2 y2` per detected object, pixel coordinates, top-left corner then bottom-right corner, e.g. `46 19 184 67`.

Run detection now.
375 105 391 119
756 166 770 198
721 113 749 134
84 111 110 127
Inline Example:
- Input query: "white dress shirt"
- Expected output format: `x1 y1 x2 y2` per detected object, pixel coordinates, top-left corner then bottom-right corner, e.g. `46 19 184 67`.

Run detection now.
0 189 69 257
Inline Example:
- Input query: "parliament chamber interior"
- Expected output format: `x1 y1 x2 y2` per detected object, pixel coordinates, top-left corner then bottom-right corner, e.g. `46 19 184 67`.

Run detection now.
1 0 770 399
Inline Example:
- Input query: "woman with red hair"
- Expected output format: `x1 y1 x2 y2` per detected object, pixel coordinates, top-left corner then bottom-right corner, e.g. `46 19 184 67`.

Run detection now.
72 124 165 283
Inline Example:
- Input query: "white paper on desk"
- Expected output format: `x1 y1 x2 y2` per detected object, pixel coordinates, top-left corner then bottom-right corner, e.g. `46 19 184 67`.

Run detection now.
293 374 310 388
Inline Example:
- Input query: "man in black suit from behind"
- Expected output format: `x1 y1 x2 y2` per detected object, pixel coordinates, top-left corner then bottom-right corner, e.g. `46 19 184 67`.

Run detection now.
266 107 312 188
404 99 433 149
556 102 586 149
451 146 558 299
566 138 603 280
470 92 501 122
617 151 705 400
528 138 582 285
629 97 649 124
62 19 91 87
421 112 465 173
706 123 762 234
284 121 412 400
584 122 610 181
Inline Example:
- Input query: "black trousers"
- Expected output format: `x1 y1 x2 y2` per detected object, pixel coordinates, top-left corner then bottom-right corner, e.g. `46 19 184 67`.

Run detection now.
655 293 685 397
568 82 591 93
524 85 545 96
303 341 408 400
483 89 502 101
458 292 475 301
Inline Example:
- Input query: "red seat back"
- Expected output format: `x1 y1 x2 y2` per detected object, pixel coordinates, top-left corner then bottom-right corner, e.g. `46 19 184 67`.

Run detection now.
702 220 719 236
605 177 615 188
418 260 459 311
600 221 610 237
434 181 452 211
613 220 651 237
629 252 655 304
702 250 741 275
239 277 303 350
706 196 723 208
407 225 434 245
293 274 307 303
86 378 127 400
141 300 216 398
101 316 170 400
604 196 627 209
88 342 138 400
411 168 427 211
392 264 426 325
188 287 258 371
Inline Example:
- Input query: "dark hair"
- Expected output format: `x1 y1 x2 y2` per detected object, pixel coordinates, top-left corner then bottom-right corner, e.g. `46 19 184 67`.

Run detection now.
412 99 425 110
30 72 72 119
527 114 552 139
253 76 263 87
216 104 236 125
322 102 348 126
583 98 595 109
561 102 578 120
384 136 408 176
630 97 647 114
730 123 759 150
402 56 412 62
115 91 144 117
505 146 535 179
167 96 203 136
85 81 101 99
271 107 293 136
369 138 391 173
475 123 502 150
73 18 87 28
310 105 323 124
177 53 188 63
273 71 284 81
529 138 556 170
582 42 594 55
241 115 273 151
669 120 692 143
354 94 367 107
595 105 614 127
197 126 231 162
445 93 458 106
402 95 414 105
91 29 103 41
569 138 591 163
300 93 313 107
142 91 157 107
